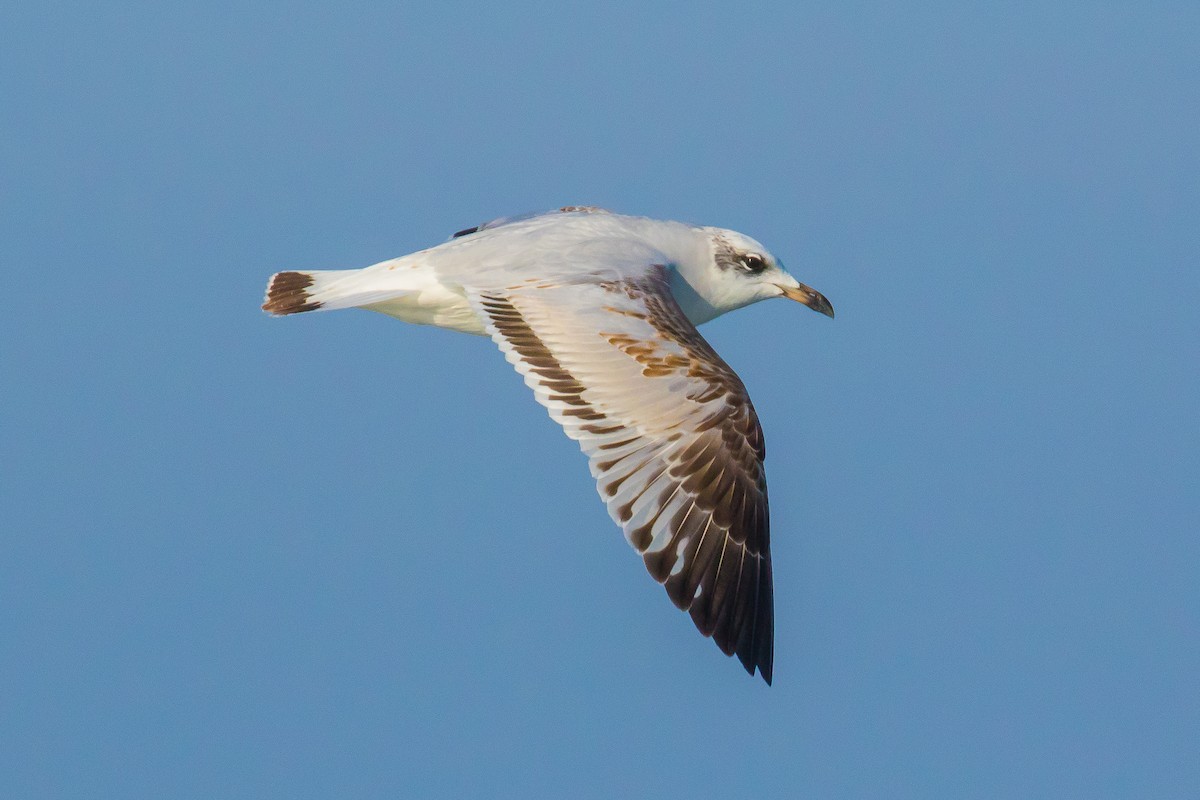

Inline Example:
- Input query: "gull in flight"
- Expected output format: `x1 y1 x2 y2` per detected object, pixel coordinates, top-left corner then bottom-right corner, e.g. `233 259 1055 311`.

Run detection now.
262 207 833 684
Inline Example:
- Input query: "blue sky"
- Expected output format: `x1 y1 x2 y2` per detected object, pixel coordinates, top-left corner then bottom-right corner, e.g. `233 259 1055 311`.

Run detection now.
3 3 1197 797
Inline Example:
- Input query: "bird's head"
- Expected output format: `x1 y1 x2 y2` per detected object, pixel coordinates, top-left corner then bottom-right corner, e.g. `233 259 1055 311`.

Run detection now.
685 227 834 321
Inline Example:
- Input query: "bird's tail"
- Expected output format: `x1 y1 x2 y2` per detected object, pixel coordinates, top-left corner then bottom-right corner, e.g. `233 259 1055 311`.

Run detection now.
261 269 406 316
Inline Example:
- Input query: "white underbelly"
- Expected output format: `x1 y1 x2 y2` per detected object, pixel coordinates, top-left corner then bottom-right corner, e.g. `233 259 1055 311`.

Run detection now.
363 290 486 335
359 261 488 335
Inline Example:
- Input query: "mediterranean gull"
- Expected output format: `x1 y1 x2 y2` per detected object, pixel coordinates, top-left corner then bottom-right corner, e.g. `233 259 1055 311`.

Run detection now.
262 206 833 684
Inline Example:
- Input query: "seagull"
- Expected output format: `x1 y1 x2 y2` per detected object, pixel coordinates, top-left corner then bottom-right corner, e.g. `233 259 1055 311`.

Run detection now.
262 207 833 684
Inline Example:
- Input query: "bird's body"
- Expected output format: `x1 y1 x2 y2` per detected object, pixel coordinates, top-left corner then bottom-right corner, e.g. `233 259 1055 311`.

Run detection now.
263 207 833 684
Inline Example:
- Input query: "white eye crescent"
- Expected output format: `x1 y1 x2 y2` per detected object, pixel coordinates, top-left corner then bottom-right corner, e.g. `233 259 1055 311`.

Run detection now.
740 253 767 274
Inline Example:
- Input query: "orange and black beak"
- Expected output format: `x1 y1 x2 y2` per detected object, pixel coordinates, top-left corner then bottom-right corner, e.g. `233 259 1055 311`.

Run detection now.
778 282 835 318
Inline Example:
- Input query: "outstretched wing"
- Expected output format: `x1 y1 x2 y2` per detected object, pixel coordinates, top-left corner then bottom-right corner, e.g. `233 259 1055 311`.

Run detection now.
469 264 773 683
450 206 610 239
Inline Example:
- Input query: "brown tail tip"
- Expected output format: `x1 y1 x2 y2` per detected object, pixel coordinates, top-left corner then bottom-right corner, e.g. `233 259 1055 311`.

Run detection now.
262 271 323 315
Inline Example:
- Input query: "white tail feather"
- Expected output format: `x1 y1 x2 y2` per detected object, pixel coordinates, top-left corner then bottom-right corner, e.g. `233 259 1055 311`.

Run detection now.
262 268 411 316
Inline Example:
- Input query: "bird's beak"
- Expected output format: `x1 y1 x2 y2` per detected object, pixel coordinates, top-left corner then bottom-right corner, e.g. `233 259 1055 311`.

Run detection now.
777 282 835 318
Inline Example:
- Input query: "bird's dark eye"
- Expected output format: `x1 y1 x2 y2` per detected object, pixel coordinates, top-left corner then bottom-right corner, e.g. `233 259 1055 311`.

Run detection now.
740 254 767 274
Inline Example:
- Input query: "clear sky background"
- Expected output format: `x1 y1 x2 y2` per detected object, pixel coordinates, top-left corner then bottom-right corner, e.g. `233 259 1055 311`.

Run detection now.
3 3 1197 798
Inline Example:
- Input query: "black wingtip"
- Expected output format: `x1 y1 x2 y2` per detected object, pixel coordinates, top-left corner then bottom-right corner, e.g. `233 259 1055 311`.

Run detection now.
737 641 774 685
734 558 774 685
